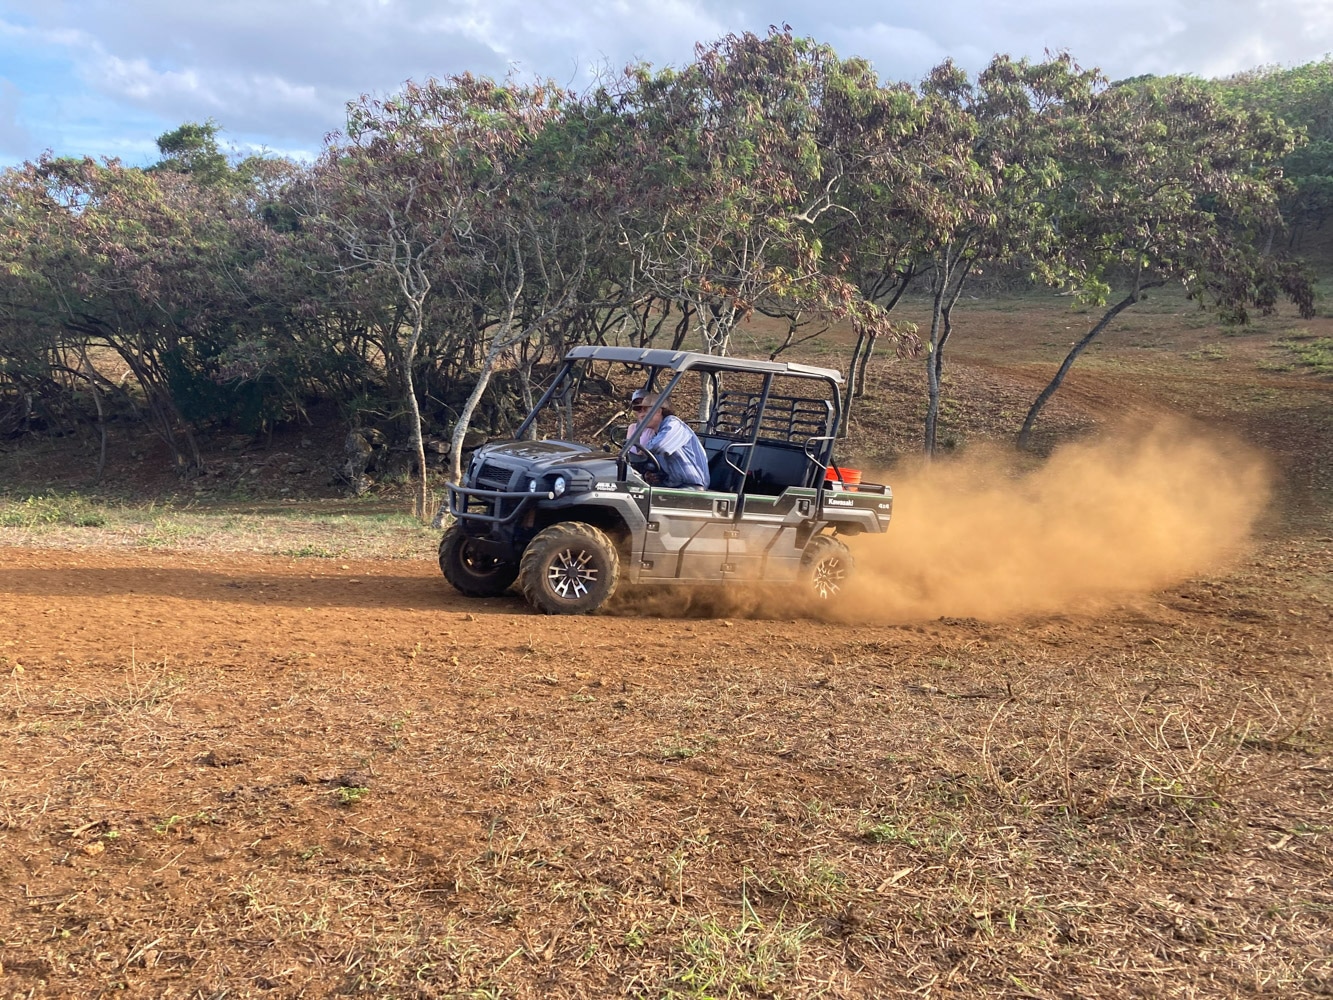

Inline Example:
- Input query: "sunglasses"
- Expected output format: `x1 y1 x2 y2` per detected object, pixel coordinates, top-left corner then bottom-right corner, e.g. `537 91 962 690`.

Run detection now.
631 402 649 411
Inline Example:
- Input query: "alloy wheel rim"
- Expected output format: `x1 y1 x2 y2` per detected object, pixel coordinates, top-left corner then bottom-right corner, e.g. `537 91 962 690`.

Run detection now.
547 547 598 599
811 557 845 599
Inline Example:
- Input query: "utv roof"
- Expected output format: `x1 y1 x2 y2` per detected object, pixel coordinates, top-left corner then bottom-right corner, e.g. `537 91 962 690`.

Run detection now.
565 345 844 385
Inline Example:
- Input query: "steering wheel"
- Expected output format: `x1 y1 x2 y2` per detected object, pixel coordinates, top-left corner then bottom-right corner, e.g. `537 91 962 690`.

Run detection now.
600 424 627 452
628 445 663 480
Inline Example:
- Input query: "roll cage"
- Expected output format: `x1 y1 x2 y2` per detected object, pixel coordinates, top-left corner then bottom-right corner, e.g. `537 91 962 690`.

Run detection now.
515 346 850 494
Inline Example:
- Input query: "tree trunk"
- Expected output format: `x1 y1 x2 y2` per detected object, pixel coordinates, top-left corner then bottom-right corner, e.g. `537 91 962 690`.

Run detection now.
927 305 949 458
670 303 693 351
449 329 512 486
768 312 803 361
402 320 429 521
1017 280 1165 451
124 352 199 474
840 327 867 437
695 298 736 357
923 249 970 457
854 330 877 399
78 346 107 482
935 270 966 389
842 266 914 434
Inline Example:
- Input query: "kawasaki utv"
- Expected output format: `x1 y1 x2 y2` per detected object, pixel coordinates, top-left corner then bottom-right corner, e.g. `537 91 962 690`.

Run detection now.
438 346 891 614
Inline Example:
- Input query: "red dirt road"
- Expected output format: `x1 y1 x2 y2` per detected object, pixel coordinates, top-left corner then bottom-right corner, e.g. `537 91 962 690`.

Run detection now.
2 534 1330 997
2 294 1332 996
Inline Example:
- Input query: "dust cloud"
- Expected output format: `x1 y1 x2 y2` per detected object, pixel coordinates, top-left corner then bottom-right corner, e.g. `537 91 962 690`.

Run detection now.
841 420 1272 623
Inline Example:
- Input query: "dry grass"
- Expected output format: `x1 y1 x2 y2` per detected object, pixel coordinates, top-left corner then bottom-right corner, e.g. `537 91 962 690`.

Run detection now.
0 496 438 559
2 290 1332 996
2 574 1330 997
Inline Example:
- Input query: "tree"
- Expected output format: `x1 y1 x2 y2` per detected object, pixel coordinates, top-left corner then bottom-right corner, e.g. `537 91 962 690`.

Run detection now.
1017 75 1315 449
809 62 930 409
1214 59 1333 248
909 54 1101 456
310 75 592 512
608 30 859 360
151 121 232 187
0 156 283 473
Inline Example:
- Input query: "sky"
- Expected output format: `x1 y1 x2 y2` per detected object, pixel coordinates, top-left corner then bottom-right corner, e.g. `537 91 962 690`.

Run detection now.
1 0 1331 168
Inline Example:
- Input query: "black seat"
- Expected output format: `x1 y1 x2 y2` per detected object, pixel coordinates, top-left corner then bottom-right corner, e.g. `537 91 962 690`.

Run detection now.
700 436 816 495
746 442 815 495
708 453 739 493
707 444 743 493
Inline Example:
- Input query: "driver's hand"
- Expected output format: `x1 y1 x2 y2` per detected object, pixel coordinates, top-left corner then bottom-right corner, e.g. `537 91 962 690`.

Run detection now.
644 470 664 486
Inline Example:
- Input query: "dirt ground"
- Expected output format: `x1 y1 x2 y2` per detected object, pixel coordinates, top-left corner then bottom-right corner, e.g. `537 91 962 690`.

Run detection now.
1 294 1331 998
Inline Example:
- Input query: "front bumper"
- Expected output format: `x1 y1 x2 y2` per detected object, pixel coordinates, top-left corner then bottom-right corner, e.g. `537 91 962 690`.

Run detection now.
447 482 554 526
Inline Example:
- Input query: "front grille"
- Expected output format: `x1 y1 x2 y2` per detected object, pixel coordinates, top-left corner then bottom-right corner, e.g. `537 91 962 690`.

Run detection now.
458 461 524 523
475 462 515 491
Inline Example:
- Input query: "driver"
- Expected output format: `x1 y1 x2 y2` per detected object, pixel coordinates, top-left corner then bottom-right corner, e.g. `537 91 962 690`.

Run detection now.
629 389 710 491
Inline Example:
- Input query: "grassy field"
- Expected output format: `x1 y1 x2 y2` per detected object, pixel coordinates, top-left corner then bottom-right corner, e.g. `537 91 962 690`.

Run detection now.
0 493 438 560
0 290 1329 998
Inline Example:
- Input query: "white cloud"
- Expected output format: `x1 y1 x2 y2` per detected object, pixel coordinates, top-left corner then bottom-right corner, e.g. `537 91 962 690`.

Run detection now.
3 0 1333 166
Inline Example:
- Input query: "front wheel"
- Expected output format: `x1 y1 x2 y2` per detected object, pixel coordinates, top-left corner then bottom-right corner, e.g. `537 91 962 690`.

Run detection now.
800 535 854 601
439 525 519 597
518 522 621 614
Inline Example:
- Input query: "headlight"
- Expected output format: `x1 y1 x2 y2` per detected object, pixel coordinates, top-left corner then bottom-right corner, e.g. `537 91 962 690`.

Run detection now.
528 478 539 493
552 476 567 497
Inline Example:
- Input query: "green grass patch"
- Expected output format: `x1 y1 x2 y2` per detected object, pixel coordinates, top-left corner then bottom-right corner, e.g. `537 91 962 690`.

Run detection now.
666 894 814 999
0 495 438 559
861 820 919 846
335 786 370 807
1278 334 1333 375
1185 344 1230 362
0 493 108 528
281 544 339 559
659 734 719 761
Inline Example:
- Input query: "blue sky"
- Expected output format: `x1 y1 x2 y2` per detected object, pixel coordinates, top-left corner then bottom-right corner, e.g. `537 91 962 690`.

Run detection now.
2 0 1331 168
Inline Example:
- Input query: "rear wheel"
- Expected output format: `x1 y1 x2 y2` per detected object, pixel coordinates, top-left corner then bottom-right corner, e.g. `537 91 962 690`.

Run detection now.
518 522 621 614
800 535 854 601
439 525 519 597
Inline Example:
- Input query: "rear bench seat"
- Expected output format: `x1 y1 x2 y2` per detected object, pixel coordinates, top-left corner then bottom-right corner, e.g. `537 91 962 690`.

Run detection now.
701 436 816 495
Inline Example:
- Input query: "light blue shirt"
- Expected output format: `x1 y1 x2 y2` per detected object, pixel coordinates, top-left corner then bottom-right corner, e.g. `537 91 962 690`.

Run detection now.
642 415 709 489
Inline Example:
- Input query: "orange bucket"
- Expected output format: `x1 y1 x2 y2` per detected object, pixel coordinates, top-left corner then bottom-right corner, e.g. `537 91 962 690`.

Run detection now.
825 466 861 491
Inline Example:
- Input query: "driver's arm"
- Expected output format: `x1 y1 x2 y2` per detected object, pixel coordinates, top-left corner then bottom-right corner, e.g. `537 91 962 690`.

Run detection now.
646 417 696 457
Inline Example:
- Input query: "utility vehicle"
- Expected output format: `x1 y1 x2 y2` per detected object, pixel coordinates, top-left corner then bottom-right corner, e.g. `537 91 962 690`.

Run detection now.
439 346 891 614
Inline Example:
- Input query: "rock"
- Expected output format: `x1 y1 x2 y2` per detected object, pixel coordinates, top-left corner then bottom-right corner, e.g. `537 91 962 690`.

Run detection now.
345 430 374 462
343 431 378 493
382 451 414 480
